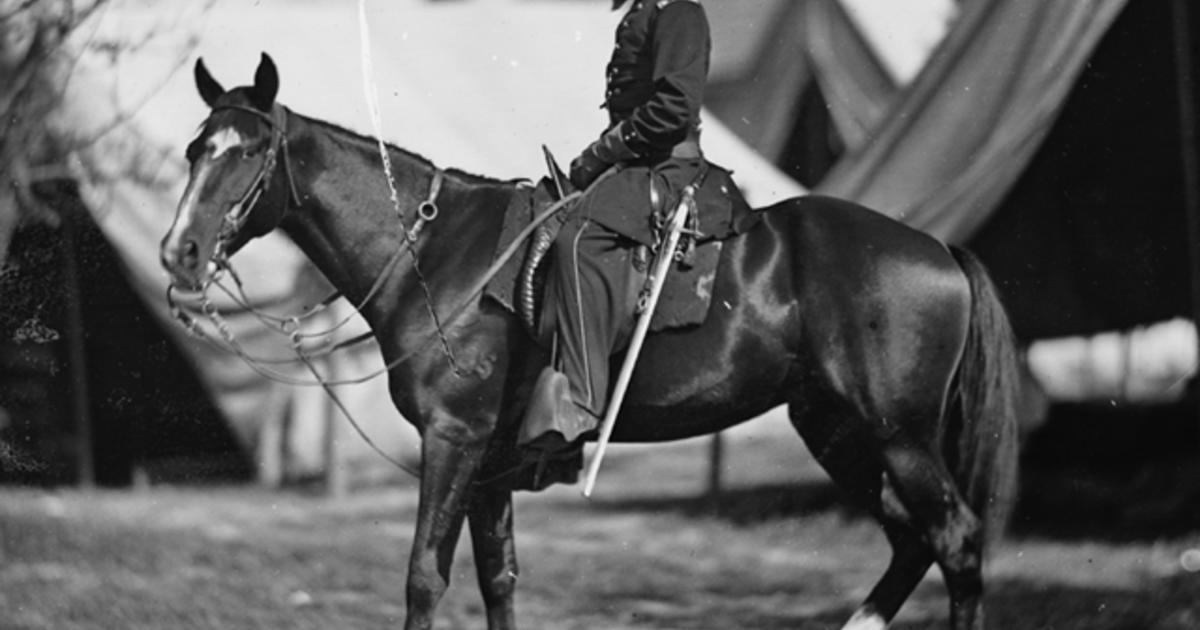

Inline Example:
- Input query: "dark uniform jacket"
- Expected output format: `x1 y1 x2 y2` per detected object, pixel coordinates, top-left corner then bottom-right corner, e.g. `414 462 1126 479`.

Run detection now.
577 0 755 246
605 0 706 157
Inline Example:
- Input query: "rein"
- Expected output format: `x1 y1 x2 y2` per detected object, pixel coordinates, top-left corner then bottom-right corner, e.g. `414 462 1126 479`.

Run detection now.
180 104 440 360
203 104 358 339
171 188 581 484
171 103 455 478
170 100 582 481
169 187 582 387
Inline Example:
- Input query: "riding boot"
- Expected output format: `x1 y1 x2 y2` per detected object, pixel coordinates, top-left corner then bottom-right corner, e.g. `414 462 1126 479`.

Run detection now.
518 366 599 454
515 366 598 490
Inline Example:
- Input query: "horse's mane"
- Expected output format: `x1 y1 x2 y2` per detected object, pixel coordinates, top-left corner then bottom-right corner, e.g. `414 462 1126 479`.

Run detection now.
298 111 517 187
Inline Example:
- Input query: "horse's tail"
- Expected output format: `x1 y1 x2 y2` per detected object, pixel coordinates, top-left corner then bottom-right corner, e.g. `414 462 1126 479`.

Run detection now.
947 246 1020 548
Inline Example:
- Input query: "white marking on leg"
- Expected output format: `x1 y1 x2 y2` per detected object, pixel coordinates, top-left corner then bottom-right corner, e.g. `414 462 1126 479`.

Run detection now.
207 127 245 159
842 607 887 630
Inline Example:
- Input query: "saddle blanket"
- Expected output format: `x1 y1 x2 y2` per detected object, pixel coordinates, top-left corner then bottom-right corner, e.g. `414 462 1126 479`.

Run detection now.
484 184 732 333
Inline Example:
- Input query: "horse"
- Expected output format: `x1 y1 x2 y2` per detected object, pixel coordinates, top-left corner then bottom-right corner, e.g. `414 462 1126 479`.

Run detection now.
160 53 1019 630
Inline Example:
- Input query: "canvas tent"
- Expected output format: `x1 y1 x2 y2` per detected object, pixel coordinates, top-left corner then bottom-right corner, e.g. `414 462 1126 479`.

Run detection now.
707 0 1126 243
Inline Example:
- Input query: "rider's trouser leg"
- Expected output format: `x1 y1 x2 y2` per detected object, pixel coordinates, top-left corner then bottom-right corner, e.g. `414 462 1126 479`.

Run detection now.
539 215 637 418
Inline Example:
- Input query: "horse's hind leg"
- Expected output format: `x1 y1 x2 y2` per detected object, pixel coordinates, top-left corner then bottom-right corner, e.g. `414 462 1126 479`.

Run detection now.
790 404 934 630
842 525 932 629
815 434 984 630
875 438 985 630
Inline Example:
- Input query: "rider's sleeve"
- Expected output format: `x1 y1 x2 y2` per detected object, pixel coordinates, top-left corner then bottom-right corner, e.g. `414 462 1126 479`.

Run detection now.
613 2 709 157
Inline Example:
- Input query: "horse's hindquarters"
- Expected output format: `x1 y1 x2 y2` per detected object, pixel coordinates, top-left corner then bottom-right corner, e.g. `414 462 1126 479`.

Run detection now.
610 207 805 442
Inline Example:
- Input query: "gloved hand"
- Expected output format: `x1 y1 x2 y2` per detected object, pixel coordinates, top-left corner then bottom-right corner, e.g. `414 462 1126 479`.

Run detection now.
568 123 640 190
569 147 609 190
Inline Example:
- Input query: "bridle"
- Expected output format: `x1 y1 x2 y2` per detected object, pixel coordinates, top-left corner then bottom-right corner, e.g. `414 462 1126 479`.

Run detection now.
170 102 361 365
170 102 449 369
208 103 303 247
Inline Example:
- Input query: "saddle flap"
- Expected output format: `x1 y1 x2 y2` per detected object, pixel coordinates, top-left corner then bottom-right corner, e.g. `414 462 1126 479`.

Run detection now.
482 161 753 344
481 178 574 338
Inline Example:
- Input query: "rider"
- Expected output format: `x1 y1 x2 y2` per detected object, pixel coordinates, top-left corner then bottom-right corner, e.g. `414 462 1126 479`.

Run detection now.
519 0 712 461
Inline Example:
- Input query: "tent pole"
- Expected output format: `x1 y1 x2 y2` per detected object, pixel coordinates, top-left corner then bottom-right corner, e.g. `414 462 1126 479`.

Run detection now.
59 202 94 488
322 357 347 498
706 433 724 508
1171 0 1200 440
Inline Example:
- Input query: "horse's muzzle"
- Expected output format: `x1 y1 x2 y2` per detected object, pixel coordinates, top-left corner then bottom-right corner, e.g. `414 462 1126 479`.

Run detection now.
160 236 205 290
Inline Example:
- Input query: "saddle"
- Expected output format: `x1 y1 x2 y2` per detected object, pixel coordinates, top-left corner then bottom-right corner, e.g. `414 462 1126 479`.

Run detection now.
483 154 759 341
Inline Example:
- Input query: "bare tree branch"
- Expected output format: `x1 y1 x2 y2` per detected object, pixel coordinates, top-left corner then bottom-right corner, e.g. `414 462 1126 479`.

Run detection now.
0 0 92 262
0 0 211 264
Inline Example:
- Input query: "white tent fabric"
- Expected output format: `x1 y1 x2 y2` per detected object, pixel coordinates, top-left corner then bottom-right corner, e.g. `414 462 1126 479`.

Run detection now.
1026 319 1196 405
47 0 805 480
838 0 956 85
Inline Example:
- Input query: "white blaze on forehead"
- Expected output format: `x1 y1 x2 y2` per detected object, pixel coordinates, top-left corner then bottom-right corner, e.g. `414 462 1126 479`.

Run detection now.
207 126 246 158
165 160 214 252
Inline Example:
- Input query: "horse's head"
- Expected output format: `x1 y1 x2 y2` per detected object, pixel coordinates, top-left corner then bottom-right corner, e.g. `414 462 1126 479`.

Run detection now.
160 52 294 290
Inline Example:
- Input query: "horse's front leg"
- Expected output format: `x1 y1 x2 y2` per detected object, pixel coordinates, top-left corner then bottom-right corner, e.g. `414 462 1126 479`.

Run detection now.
469 486 518 629
404 419 489 630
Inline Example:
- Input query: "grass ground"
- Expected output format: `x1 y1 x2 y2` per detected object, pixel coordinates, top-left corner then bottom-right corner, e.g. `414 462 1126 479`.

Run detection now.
2 413 1199 629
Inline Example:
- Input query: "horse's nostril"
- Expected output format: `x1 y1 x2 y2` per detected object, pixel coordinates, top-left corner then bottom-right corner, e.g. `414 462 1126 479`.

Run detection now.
182 240 200 268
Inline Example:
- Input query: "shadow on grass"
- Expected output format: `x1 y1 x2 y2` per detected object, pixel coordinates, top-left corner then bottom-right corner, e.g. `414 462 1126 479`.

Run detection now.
562 573 1199 630
574 468 1200 540
1013 457 1200 542
561 477 1200 628
981 574 1200 630
581 481 870 525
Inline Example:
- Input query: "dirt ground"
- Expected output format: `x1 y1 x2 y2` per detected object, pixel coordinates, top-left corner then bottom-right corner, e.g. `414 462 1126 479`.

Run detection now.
2 415 1199 630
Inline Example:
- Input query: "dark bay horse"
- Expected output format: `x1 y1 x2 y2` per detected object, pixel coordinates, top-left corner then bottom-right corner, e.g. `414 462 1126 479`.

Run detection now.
160 54 1019 630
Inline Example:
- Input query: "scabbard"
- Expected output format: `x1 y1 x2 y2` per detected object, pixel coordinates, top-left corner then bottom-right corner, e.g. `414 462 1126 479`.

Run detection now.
582 185 696 497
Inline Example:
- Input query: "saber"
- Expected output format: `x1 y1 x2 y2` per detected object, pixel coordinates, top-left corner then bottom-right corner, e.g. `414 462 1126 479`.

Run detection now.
582 186 695 497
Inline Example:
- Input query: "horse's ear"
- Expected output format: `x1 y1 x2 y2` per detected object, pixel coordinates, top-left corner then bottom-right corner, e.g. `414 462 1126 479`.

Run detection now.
251 52 279 112
194 58 225 107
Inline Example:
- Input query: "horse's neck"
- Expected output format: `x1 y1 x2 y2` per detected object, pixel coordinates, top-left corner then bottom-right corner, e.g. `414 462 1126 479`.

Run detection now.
279 114 503 334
